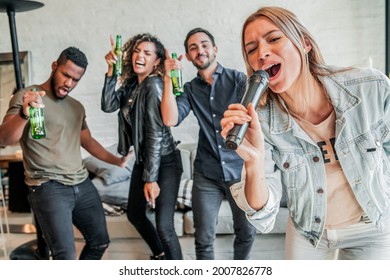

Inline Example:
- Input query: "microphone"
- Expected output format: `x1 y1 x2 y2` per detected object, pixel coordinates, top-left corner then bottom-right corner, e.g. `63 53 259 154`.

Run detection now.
225 70 269 150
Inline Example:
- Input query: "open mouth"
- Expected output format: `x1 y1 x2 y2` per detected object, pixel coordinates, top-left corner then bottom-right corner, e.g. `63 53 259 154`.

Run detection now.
135 61 145 67
196 54 207 61
59 88 69 96
264 63 281 78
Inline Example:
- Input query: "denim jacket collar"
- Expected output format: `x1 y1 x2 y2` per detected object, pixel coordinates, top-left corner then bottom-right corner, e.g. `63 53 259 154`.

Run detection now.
268 74 361 135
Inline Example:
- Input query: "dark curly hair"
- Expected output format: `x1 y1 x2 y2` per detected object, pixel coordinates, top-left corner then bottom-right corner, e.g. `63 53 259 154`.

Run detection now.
57 46 88 69
120 33 166 83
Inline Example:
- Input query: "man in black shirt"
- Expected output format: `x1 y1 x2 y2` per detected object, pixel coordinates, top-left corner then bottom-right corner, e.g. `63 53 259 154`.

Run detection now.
162 28 256 259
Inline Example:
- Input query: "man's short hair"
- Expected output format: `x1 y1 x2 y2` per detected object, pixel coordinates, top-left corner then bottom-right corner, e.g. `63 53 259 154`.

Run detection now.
184 27 216 53
57 47 88 69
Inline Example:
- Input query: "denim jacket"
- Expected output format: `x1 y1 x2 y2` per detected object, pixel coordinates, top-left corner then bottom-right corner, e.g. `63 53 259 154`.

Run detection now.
231 68 390 247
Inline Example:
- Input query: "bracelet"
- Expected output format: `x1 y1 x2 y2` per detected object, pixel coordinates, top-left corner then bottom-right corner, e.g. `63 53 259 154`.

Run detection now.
19 108 29 120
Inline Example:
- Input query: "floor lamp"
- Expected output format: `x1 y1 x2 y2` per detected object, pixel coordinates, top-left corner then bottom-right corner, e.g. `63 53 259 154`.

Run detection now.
0 0 45 260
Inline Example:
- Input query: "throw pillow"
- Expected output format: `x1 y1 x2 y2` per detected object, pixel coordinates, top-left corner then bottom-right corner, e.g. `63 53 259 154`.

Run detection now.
83 144 135 185
83 156 131 185
92 177 130 208
177 179 193 210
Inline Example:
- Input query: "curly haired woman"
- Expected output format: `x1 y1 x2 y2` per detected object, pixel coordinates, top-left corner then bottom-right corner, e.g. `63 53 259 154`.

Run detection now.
101 33 183 260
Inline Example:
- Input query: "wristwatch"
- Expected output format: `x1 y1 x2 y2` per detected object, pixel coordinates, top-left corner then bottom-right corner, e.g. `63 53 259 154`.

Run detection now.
19 108 29 120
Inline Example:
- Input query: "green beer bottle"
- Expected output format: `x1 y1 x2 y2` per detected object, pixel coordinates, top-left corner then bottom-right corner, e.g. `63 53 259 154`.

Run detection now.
170 53 184 96
113 35 123 76
29 88 46 139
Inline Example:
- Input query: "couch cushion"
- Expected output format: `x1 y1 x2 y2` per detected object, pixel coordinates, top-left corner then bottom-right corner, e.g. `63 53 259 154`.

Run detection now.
74 209 184 239
178 143 197 176
184 200 289 235
92 177 129 208
106 210 184 238
180 149 192 180
83 145 135 185
84 157 131 185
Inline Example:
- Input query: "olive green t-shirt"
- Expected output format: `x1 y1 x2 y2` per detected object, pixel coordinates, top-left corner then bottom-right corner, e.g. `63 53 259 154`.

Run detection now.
6 86 89 186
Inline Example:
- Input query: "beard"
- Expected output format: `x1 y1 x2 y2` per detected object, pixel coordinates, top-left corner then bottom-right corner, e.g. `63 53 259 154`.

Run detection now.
193 53 216 70
194 60 211 70
50 76 67 100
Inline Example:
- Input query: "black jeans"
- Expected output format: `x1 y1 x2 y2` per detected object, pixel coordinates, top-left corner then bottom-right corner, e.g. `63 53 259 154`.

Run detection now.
127 150 183 259
192 171 257 259
28 178 109 260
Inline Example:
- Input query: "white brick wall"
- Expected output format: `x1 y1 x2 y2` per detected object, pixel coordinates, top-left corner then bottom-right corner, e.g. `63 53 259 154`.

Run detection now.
0 0 385 147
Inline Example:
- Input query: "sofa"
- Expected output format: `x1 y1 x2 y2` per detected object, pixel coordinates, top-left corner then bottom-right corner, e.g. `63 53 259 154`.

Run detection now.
80 142 289 247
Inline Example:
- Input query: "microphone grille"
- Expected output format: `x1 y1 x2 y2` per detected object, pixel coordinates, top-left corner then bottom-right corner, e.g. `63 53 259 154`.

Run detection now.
252 70 269 81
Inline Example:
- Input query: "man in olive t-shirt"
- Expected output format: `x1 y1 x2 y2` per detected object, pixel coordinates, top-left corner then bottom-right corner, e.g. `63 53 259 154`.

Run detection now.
1 47 129 260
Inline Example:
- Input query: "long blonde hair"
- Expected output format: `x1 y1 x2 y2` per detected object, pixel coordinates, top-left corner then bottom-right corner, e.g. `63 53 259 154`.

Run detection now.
241 6 349 108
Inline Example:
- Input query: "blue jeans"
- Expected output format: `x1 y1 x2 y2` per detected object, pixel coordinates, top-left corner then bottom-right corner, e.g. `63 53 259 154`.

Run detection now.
28 178 109 260
192 171 256 259
127 150 183 259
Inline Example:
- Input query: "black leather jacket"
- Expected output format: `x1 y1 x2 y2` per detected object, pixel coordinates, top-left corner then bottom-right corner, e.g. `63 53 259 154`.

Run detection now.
101 74 177 182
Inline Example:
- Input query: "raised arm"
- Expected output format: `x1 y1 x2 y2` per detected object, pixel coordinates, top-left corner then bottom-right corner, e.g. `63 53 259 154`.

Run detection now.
161 49 180 126
101 35 124 113
104 34 117 78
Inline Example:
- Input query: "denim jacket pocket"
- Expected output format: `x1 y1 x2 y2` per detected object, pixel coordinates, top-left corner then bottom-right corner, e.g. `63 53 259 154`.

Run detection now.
355 120 388 169
274 151 307 191
274 151 311 228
